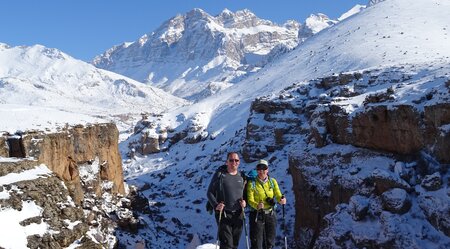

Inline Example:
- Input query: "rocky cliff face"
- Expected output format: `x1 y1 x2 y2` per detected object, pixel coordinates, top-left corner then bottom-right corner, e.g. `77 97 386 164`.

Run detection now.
243 65 450 248
8 123 125 204
0 123 134 248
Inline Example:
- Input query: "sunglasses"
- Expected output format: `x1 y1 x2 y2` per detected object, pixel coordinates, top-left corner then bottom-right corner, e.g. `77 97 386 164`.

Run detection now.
228 159 240 162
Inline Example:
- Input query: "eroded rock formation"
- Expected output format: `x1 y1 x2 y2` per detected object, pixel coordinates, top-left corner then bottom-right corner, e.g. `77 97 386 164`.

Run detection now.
243 66 450 248
0 123 134 248
13 123 126 203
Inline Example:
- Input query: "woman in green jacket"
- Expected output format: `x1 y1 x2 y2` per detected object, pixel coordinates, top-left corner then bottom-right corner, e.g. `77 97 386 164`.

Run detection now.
246 159 286 249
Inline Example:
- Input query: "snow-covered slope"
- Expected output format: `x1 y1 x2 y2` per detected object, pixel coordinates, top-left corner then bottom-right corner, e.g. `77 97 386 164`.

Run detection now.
139 0 450 144
92 9 302 101
0 44 188 133
118 0 450 247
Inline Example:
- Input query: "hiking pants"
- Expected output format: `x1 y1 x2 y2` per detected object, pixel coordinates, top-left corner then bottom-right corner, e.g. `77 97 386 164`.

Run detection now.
215 210 244 249
249 210 276 249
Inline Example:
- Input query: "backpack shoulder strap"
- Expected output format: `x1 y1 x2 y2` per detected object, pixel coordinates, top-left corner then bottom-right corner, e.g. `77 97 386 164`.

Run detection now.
268 177 274 189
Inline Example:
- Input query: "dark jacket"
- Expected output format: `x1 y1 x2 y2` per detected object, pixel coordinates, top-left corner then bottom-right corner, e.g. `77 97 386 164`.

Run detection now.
207 165 246 212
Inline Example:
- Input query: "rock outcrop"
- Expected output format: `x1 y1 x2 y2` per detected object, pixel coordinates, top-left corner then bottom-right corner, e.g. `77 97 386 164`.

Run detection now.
243 65 450 248
4 123 126 204
0 123 136 248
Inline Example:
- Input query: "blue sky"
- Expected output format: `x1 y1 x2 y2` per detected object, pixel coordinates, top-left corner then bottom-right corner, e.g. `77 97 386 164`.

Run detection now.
1 0 366 61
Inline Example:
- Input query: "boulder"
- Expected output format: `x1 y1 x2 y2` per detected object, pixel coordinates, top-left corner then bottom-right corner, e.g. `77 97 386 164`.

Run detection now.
421 172 442 191
381 188 411 214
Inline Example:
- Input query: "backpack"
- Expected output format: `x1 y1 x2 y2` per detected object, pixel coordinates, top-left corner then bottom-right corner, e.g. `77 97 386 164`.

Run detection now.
206 165 247 214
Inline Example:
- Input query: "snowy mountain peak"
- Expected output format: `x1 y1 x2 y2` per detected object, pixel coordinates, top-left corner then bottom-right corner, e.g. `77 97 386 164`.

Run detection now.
296 13 338 40
304 13 337 34
0 43 10 50
338 4 366 21
219 8 233 16
185 8 211 22
93 8 302 101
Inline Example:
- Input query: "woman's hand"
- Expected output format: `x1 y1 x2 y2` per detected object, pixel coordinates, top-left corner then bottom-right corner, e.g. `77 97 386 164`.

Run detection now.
257 201 264 210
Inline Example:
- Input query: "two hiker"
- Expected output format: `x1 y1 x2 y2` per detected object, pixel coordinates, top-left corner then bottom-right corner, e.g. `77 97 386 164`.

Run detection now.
207 152 286 249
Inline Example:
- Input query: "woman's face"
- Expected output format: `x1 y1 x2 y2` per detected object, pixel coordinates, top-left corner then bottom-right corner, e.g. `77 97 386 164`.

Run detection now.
257 168 268 180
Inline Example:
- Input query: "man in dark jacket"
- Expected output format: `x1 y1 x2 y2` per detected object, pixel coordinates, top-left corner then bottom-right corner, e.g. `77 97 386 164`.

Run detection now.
207 152 247 249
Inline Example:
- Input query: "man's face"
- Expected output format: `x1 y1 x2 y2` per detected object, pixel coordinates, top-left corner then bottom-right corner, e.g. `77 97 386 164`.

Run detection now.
226 153 240 171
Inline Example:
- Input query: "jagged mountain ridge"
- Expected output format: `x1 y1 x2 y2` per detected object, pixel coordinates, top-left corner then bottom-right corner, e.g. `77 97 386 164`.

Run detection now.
92 8 343 101
0 43 188 118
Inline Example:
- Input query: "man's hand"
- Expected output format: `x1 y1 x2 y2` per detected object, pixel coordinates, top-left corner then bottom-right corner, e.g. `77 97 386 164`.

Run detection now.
216 202 225 211
239 199 246 208
279 195 287 205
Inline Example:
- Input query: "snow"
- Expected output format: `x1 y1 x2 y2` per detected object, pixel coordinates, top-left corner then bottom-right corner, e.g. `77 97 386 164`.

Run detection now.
64 219 82 230
0 104 104 134
116 0 450 247
304 13 336 34
79 157 101 183
0 164 52 185
338 4 366 21
0 44 188 134
196 244 217 249
0 164 53 249
0 0 449 248
93 8 301 101
0 189 9 199
0 201 48 249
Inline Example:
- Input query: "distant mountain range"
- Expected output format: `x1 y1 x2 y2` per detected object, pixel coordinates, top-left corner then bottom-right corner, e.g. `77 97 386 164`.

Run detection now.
0 43 188 117
92 8 362 101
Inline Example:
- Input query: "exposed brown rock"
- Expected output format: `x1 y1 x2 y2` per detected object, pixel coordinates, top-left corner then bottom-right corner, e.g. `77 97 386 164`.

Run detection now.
0 136 9 157
351 105 423 154
243 69 450 248
418 193 450 236
18 123 125 204
424 103 450 163
140 133 160 154
289 151 363 243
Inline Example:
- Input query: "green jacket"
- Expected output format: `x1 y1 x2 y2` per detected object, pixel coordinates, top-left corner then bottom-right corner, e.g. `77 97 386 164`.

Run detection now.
247 177 282 210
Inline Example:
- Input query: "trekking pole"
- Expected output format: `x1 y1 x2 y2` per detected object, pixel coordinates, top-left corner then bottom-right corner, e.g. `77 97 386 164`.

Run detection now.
282 196 288 249
262 210 267 249
216 208 223 249
242 206 250 249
